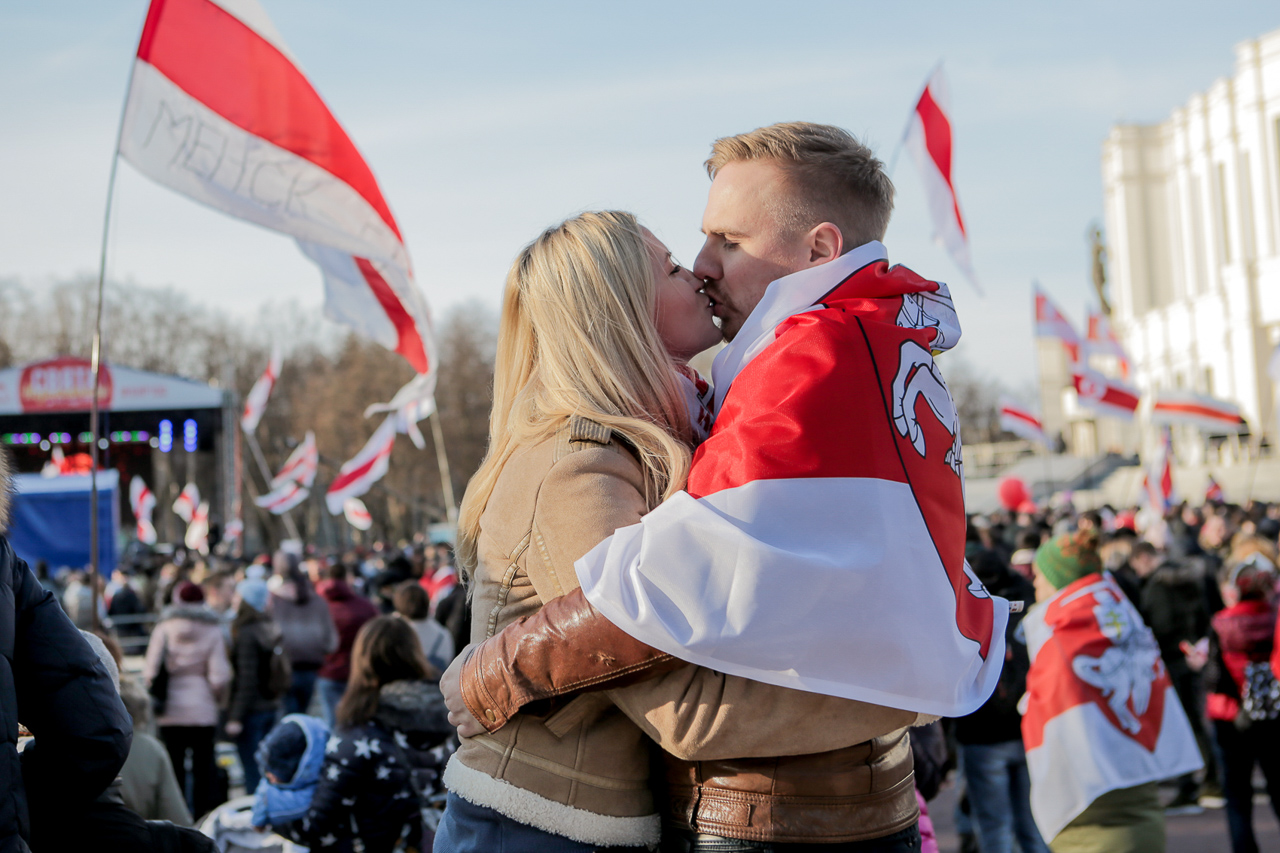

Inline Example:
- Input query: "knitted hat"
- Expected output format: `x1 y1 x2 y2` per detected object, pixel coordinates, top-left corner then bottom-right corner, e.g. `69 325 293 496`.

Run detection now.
174 580 204 604
237 578 270 613
79 630 120 692
1034 530 1102 591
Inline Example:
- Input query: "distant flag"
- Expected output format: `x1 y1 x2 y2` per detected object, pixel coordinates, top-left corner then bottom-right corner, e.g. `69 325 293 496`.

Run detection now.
1072 366 1140 421
1033 284 1081 363
1085 311 1131 378
326 416 397 515
902 66 980 293
185 500 210 553
1144 430 1176 512
130 476 157 545
343 497 373 531
999 396 1051 449
173 482 200 523
1151 390 1248 433
119 0 437 431
254 481 309 515
271 431 319 489
241 348 283 434
1205 475 1224 503
224 518 244 543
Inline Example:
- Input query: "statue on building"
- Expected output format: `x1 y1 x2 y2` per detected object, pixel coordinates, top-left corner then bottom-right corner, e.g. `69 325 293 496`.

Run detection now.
1088 225 1112 316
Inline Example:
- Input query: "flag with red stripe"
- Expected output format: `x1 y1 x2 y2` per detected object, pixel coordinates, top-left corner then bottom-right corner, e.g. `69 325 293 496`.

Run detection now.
342 497 373 531
241 347 282 434
130 475 157 544
119 0 436 390
255 480 309 515
326 415 396 515
1033 284 1080 362
1085 311 1131 378
1022 573 1201 840
172 482 199 523
1071 365 1139 421
575 242 1008 716
999 396 1051 449
1151 390 1248 433
271 430 318 489
903 67 979 293
1205 475 1224 503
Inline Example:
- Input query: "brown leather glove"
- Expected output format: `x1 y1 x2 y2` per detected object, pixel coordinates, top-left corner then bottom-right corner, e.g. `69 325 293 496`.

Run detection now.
461 587 681 732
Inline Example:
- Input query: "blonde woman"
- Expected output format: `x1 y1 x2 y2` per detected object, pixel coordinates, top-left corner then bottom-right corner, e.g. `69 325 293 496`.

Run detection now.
435 211 914 853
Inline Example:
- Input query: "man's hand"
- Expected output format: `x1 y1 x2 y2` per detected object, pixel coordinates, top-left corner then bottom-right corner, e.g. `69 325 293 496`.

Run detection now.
441 644 486 738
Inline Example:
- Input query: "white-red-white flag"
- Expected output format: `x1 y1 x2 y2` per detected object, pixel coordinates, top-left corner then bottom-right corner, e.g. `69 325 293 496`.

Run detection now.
1033 284 1081 362
185 500 210 553
118 0 437 408
325 416 397 515
1144 429 1176 512
271 431 318 489
1085 311 1130 378
1022 572 1201 840
1151 390 1248 433
254 481 309 515
130 475 158 545
224 517 244 542
1072 365 1140 421
173 482 200 523
999 396 1051 449
241 347 282 434
343 497 373 531
575 243 1008 716
903 67 979 293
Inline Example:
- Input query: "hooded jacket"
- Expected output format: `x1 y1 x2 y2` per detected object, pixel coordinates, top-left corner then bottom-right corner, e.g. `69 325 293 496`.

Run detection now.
144 604 232 728
251 713 330 828
316 579 378 682
0 452 133 853
1204 599 1276 722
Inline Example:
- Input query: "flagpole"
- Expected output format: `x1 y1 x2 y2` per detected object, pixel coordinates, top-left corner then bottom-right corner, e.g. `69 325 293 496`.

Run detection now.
430 411 458 525
1029 281 1058 507
245 432 302 541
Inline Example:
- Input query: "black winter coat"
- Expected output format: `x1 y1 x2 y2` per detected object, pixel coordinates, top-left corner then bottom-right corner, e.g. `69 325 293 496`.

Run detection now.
1 523 132 853
276 679 451 853
1137 559 1211 677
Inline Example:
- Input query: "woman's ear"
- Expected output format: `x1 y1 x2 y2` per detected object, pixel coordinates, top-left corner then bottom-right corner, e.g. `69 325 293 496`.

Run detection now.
805 222 843 266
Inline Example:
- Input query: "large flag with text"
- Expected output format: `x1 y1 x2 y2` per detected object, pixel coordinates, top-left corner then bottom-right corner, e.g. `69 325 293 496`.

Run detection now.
575 243 1008 716
1022 573 1201 840
903 67 979 293
119 0 436 411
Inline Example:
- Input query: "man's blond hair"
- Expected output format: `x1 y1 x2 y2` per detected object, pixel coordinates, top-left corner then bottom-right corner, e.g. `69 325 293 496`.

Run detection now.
706 122 894 248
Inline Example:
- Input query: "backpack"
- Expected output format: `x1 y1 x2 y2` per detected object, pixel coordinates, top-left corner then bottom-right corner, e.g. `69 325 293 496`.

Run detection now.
258 626 293 701
1240 661 1280 724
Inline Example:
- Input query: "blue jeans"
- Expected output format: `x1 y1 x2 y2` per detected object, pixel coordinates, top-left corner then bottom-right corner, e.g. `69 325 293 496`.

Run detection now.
959 740 1048 853
317 676 347 727
236 709 279 793
434 791 643 852
284 666 319 716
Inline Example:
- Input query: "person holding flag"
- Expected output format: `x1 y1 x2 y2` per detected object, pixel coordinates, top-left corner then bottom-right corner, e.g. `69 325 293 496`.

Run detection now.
439 122 1006 851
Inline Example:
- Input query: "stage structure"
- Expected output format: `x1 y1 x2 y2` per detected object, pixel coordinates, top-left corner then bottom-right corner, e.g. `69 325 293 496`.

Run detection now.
0 356 236 553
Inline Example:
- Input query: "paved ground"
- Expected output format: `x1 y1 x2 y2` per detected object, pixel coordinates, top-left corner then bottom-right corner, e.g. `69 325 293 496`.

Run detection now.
929 778 1279 853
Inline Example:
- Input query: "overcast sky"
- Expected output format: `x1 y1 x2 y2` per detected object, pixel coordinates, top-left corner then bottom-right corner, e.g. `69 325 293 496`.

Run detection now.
2 2 1276 390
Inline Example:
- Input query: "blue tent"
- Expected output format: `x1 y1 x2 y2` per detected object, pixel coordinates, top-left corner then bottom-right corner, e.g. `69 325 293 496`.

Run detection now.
8 471 120 575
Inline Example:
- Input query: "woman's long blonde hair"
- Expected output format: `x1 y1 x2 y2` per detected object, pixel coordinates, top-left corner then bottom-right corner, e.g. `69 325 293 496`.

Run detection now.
457 211 693 575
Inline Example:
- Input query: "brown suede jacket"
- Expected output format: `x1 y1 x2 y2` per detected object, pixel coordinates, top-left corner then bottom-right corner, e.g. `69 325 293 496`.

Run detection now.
459 417 921 844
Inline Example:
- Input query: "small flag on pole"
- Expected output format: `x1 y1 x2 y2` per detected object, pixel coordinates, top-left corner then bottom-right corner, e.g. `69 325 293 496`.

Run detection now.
130 476 157 545
271 431 318 489
241 348 282 435
173 482 200 523
1033 284 1081 363
326 416 397 515
998 397 1051 449
343 497 373 531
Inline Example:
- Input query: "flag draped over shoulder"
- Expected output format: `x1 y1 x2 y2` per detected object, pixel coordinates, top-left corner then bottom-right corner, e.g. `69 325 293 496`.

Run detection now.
1022 573 1201 840
575 242 1008 717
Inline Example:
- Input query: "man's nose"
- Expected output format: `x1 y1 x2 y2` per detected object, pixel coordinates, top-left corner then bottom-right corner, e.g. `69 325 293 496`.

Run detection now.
693 241 719 284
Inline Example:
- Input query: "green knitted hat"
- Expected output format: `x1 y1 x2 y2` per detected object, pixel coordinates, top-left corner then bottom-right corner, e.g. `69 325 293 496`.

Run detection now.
1035 531 1102 591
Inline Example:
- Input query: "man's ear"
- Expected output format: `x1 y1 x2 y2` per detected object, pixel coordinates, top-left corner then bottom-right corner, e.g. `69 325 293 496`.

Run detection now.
806 222 843 266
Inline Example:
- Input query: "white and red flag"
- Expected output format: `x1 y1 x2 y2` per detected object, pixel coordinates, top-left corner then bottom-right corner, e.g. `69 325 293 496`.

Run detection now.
172 482 200 523
118 0 436 415
1022 573 1201 840
1144 429 1176 512
1071 366 1140 421
130 476 158 545
325 416 397 515
271 430 318 489
185 500 210 553
241 347 282 434
224 517 244 543
1205 475 1224 503
1085 311 1130 378
903 67 979 293
999 396 1051 449
254 481 309 515
575 242 1008 716
342 497 373 531
1151 390 1248 433
1033 284 1081 362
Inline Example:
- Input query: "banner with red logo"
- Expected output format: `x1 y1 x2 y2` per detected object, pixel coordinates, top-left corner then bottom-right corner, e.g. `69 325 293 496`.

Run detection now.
1022 573 1201 840
17 357 112 412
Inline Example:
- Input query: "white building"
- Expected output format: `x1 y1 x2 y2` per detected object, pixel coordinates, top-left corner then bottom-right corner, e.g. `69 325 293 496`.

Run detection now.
1102 27 1280 460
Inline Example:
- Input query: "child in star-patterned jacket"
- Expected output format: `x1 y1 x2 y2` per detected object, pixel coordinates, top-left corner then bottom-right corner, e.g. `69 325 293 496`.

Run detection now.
271 616 452 853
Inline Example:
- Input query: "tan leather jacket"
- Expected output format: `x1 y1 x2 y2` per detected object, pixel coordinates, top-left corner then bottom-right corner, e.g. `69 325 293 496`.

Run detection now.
455 416 922 845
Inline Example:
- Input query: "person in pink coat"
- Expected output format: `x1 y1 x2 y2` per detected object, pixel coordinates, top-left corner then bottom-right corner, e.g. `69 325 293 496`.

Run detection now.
144 580 231 818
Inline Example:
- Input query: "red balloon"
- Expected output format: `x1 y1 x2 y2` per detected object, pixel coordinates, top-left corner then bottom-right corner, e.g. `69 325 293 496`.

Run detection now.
998 477 1030 511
